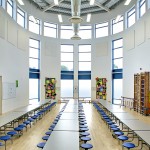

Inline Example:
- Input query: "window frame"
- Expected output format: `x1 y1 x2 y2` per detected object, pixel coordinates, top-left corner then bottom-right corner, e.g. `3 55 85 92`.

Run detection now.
127 6 136 28
44 22 57 38
112 38 123 104
60 25 73 39
17 6 25 28
78 44 91 76
79 25 92 39
112 38 123 70
29 38 40 70
95 22 109 38
29 38 40 102
112 15 124 34
61 44 74 76
7 0 13 17
29 15 41 35
139 0 146 18
0 0 2 6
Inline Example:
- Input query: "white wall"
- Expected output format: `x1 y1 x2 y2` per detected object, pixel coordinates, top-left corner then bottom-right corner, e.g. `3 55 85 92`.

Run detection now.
0 76 2 114
123 10 150 98
0 8 29 113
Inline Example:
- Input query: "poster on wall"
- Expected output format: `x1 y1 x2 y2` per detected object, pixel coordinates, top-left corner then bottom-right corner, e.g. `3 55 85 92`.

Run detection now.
45 78 56 99
96 77 107 100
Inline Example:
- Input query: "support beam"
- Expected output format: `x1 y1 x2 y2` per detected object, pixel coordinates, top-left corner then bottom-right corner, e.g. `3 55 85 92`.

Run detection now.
94 1 110 12
43 0 64 12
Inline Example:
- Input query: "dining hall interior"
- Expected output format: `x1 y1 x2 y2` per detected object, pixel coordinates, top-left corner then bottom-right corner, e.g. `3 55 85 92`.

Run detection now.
0 0 150 149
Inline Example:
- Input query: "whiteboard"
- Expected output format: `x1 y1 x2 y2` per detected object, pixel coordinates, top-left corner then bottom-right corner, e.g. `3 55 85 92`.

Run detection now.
2 82 16 100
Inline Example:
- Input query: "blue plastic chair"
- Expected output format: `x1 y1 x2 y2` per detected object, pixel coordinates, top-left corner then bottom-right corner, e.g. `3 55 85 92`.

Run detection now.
111 127 120 132
114 131 124 136
118 135 128 144
42 135 49 141
81 137 91 143
80 125 88 128
80 128 89 132
81 143 93 150
0 142 3 146
7 131 17 137
14 126 24 136
45 131 52 135
18 124 27 131
7 131 17 143
122 142 135 149
37 142 46 149
0 135 11 150
80 132 90 137
110 124 118 128
107 121 115 125
23 120 31 128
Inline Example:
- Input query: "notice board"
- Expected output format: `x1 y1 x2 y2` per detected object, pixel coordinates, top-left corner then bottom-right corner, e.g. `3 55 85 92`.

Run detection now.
2 82 16 100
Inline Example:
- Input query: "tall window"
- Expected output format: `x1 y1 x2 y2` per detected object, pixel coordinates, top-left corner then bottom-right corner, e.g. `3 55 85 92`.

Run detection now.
79 25 92 39
0 0 2 6
60 25 73 39
29 15 41 34
139 0 146 17
78 45 91 100
127 6 135 28
95 22 108 38
112 38 123 69
112 16 124 34
29 38 40 103
7 0 13 17
61 45 74 71
61 45 74 98
112 38 123 104
44 22 57 38
79 45 91 71
17 7 25 28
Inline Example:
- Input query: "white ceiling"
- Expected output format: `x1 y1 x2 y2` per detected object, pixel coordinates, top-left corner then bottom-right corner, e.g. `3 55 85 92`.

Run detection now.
28 0 125 16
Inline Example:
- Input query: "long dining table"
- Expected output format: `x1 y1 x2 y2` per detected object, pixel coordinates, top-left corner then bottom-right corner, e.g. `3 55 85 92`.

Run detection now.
0 99 51 129
98 99 150 149
43 99 80 150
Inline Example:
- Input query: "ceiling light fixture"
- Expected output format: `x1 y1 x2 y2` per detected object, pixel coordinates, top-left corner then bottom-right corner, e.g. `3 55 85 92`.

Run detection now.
115 15 121 23
90 0 95 5
17 0 24 5
124 0 132 5
54 0 59 5
58 14 63 22
30 15 37 24
87 14 91 22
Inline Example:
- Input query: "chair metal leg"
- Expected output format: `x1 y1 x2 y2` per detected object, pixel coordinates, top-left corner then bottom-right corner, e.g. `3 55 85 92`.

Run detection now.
4 141 6 150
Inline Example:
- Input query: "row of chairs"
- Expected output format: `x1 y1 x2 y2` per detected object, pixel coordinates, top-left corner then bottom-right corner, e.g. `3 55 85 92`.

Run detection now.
93 102 136 150
0 102 56 150
79 102 93 150
37 102 68 149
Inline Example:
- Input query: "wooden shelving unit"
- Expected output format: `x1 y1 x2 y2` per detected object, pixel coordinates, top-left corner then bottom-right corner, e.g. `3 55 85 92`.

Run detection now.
134 74 140 112
134 72 150 115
